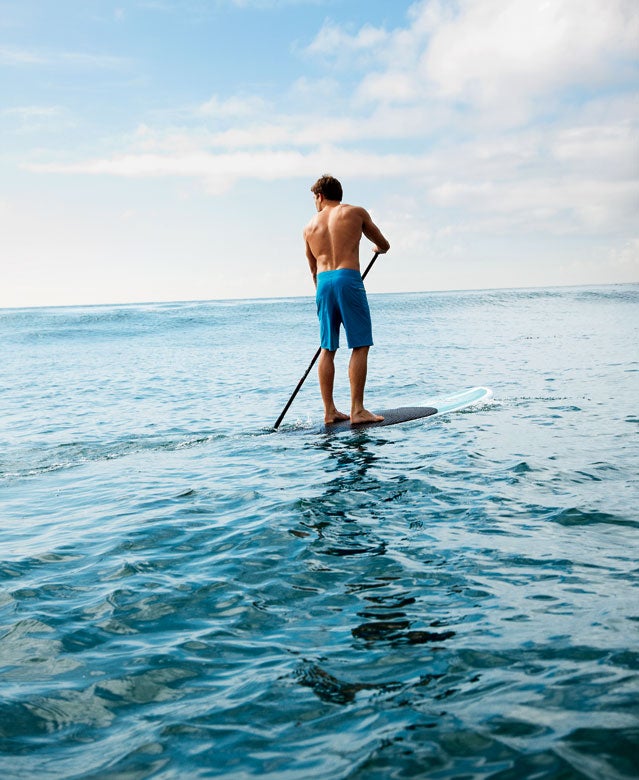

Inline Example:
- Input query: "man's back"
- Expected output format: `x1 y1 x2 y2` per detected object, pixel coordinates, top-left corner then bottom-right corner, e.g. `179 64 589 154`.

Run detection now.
304 203 367 274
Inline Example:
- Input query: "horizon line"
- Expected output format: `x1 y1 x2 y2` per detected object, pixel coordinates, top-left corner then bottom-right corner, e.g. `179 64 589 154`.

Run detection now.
2 279 637 313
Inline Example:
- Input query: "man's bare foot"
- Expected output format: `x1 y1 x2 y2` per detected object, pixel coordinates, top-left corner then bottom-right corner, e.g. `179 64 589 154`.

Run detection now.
325 410 350 424
350 409 384 425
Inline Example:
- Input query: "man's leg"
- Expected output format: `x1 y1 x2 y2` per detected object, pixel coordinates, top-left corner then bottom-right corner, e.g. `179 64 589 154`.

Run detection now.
349 346 384 424
318 348 349 424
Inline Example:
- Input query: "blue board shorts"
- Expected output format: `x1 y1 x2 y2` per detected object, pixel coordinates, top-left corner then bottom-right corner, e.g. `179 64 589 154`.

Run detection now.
316 268 373 351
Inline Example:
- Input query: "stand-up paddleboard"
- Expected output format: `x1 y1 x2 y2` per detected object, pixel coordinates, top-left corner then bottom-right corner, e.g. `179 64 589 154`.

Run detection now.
317 386 492 434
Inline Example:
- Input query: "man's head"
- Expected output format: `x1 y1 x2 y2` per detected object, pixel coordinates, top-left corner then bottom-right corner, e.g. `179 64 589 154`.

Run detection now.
311 175 343 203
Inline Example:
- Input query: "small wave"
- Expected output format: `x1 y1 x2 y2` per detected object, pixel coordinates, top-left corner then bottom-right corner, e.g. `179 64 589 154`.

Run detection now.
1 430 224 481
551 507 638 528
1 302 230 346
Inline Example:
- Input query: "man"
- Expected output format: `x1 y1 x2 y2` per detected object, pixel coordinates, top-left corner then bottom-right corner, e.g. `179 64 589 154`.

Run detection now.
304 174 390 425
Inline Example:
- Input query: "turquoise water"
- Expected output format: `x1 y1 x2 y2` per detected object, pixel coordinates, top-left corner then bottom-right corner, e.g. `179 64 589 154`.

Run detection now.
1 285 638 779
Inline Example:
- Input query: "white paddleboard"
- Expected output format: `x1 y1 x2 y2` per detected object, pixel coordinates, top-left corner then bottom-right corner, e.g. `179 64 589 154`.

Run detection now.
318 386 493 433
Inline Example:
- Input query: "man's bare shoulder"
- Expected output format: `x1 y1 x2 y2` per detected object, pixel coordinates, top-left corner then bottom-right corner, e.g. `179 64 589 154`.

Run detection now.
337 203 369 221
303 214 320 235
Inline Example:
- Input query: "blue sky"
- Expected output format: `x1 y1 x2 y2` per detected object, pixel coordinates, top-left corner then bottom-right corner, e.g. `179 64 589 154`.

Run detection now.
2 0 638 307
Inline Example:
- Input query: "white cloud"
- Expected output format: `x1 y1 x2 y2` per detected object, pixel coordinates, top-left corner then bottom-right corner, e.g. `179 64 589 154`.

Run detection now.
25 147 436 188
357 71 418 104
289 76 341 102
0 44 128 69
140 0 322 10
231 0 322 6
3 105 61 119
551 124 638 179
612 238 639 270
348 0 639 121
383 198 434 252
0 45 46 65
198 94 267 119
420 0 639 107
22 0 639 244
2 104 75 134
306 20 388 56
429 176 637 232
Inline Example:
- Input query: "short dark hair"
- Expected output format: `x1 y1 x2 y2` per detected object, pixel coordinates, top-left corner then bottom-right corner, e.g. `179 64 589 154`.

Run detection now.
311 175 343 202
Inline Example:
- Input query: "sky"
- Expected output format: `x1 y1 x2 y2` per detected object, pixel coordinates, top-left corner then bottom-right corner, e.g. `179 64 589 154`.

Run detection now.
1 0 638 308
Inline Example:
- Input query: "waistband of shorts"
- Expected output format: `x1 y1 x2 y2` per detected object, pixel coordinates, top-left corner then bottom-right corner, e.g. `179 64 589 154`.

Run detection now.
316 268 362 280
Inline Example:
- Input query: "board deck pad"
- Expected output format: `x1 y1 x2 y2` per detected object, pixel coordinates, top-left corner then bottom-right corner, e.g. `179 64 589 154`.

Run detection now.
321 406 438 434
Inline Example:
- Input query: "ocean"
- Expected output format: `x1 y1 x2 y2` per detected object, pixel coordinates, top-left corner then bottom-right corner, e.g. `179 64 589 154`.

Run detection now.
1 285 638 779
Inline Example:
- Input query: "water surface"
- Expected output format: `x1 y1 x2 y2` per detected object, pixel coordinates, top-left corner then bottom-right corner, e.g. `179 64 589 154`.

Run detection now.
1 285 638 778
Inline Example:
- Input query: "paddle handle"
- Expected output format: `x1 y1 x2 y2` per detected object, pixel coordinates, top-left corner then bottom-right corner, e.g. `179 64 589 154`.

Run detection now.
273 252 380 430
360 252 380 282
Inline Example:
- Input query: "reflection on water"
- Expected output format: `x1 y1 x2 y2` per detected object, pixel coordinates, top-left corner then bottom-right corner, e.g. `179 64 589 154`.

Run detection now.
298 433 389 554
292 432 458 715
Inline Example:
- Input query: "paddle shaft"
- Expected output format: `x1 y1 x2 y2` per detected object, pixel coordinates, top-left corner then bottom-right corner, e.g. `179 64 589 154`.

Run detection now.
273 253 380 430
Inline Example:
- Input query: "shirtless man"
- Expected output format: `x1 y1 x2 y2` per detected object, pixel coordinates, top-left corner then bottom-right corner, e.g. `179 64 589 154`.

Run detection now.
304 174 390 424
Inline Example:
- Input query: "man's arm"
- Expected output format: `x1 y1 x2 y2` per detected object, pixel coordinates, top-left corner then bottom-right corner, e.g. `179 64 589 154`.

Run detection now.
304 235 318 287
361 209 390 254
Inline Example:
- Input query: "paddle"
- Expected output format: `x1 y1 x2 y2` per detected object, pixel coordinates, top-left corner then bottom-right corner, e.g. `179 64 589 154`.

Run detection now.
273 252 380 430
